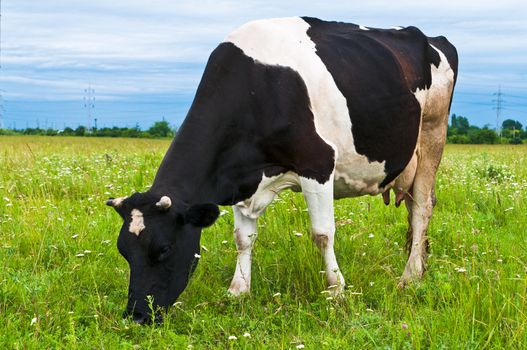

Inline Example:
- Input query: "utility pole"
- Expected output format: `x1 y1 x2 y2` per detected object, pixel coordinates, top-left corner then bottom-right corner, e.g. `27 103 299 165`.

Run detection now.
493 86 504 139
83 85 95 132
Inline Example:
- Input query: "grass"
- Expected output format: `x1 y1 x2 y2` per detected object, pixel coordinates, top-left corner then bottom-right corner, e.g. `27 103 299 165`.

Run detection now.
1 136 526 349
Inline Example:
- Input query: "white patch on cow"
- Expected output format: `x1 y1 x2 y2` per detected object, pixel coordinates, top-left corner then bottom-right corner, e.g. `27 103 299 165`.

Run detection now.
429 45 455 90
235 172 300 219
225 17 387 195
413 87 429 112
412 44 455 113
392 26 404 30
129 209 145 236
359 25 369 30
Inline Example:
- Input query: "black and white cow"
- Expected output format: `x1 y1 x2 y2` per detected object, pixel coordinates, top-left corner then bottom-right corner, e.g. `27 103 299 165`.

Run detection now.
107 17 458 323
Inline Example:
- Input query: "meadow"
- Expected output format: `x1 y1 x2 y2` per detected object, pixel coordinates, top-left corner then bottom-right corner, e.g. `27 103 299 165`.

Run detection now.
0 136 526 349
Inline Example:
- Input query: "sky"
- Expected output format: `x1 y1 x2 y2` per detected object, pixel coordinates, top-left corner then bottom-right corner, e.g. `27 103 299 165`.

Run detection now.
1 0 526 130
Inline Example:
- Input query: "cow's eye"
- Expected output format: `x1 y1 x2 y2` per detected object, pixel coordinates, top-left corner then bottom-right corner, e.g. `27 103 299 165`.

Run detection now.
155 245 172 263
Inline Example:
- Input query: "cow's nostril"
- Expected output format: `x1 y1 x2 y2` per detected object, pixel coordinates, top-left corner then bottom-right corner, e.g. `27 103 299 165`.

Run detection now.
133 312 148 324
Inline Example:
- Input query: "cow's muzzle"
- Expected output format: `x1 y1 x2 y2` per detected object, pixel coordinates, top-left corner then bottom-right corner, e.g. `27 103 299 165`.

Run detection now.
123 308 163 325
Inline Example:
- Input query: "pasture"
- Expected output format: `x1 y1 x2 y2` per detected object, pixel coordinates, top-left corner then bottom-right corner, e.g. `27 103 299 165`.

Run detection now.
1 136 526 349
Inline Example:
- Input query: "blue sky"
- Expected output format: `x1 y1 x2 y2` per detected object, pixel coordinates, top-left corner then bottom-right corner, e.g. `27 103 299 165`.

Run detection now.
1 0 526 130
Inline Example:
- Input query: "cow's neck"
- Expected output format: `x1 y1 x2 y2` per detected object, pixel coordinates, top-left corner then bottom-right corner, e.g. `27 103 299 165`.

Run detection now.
150 105 269 206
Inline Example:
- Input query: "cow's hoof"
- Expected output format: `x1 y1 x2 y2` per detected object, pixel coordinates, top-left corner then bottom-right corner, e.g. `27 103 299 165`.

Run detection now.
326 271 345 297
398 256 425 288
326 283 345 298
228 279 250 296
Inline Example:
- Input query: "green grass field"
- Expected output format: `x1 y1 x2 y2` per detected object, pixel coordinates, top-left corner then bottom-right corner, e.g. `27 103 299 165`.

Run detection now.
1 136 526 349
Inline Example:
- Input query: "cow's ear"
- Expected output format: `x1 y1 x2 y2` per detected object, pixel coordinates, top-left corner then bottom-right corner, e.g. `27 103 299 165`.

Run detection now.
184 204 220 228
106 197 127 214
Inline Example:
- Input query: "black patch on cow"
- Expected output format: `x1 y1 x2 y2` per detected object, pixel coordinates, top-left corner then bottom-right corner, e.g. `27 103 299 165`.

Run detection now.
184 203 220 227
302 17 435 187
152 42 335 205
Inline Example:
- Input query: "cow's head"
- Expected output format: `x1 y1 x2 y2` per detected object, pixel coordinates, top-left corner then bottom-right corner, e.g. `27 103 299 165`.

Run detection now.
106 192 219 324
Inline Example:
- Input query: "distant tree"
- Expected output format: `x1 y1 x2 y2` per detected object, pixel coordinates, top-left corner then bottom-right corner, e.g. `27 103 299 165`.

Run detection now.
468 127 498 144
455 116 470 134
501 119 523 140
75 126 86 136
0 128 17 136
62 127 75 136
502 119 523 131
449 114 471 136
148 120 173 138
23 128 45 135
448 134 469 144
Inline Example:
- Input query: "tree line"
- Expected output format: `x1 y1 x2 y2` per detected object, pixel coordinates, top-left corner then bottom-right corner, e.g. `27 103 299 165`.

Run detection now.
448 115 526 144
0 116 526 144
0 120 175 139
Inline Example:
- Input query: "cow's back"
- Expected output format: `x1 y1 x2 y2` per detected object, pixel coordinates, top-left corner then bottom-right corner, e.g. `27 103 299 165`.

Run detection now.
223 17 455 197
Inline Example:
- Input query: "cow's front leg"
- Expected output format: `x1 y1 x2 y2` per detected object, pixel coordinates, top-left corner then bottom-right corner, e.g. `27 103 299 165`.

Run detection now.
300 175 345 296
228 205 258 296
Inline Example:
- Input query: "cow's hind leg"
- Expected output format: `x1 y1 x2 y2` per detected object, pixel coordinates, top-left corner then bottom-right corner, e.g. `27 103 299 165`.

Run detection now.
300 175 345 296
399 118 449 286
398 159 437 287
228 205 258 296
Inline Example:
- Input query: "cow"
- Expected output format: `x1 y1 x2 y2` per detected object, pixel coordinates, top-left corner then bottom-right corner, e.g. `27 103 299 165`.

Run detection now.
106 17 458 324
